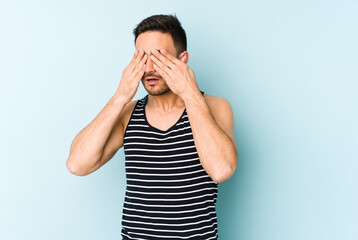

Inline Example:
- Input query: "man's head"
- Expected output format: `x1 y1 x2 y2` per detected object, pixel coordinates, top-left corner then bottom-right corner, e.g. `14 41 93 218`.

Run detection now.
134 14 187 57
133 14 188 96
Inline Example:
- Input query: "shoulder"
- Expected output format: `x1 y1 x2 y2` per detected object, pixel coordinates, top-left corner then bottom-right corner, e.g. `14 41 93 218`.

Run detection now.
202 92 237 151
117 98 140 130
202 92 235 136
202 93 233 117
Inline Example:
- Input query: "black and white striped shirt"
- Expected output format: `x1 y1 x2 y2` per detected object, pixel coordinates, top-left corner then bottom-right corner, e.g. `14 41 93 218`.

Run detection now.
121 91 218 239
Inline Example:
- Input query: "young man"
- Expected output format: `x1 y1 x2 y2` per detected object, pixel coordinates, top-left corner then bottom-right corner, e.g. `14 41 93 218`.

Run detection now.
67 14 238 239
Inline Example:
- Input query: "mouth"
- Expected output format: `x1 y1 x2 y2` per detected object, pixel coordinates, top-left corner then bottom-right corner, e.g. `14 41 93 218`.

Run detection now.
146 77 160 85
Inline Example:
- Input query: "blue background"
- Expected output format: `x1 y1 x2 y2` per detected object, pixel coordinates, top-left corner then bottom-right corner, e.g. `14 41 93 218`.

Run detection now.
1 0 357 239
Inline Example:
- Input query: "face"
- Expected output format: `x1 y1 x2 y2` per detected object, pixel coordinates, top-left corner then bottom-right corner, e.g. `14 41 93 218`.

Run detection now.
135 31 179 96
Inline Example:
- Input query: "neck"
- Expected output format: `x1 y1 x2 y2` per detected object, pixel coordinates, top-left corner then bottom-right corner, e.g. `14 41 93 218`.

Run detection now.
147 91 185 113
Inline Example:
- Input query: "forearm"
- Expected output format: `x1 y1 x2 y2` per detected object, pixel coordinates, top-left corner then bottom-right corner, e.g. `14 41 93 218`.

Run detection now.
184 91 237 183
67 94 127 172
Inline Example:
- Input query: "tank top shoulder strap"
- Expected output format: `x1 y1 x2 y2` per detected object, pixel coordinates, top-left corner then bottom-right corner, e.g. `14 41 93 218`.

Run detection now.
136 95 147 107
128 96 146 116
123 96 147 137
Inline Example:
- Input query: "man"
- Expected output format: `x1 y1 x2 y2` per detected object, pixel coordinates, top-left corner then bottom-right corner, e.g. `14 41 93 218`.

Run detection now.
66 14 238 239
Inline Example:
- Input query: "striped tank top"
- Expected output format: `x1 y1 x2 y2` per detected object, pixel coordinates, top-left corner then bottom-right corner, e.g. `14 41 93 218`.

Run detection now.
121 91 219 239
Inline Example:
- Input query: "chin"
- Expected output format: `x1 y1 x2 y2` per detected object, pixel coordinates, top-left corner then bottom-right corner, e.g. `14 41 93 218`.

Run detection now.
147 88 171 96
142 80 171 96
146 86 171 96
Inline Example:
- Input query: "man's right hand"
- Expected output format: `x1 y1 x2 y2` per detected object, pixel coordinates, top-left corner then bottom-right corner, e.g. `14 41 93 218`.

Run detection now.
115 49 147 104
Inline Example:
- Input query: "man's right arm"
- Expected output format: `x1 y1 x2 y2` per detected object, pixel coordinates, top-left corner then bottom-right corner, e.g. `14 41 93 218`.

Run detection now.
66 96 128 176
66 49 147 176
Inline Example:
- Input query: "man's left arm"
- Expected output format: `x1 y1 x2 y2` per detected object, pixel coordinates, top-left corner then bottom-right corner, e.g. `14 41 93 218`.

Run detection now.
183 91 238 183
150 48 238 183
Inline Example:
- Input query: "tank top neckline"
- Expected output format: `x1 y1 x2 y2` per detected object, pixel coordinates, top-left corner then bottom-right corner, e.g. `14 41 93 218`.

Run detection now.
142 94 187 133
142 91 204 133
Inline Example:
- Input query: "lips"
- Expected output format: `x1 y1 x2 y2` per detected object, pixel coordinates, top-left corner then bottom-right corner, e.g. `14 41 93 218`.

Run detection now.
146 77 160 85
146 77 159 81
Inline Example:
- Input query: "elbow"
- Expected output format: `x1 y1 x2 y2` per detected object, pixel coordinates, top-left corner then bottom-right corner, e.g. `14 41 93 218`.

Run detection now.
211 175 228 184
211 168 235 184
66 157 90 176
211 156 238 184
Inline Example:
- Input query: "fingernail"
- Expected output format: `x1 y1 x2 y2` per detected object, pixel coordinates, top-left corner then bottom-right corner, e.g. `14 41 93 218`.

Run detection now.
153 64 158 69
150 55 156 61
152 49 159 54
160 49 166 54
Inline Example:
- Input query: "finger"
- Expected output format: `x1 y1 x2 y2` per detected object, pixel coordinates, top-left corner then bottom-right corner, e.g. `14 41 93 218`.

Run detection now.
139 53 148 67
150 54 172 76
134 53 148 74
159 49 185 66
129 49 145 72
129 49 139 65
134 64 146 81
153 63 170 80
151 49 176 69
134 49 145 65
133 61 148 82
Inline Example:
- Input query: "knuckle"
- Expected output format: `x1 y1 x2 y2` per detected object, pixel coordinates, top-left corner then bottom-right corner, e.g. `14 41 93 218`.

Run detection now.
174 66 182 72
133 65 139 72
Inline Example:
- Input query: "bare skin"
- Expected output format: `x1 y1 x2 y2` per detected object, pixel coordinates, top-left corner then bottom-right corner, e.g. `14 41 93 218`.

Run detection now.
67 31 238 183
66 49 148 176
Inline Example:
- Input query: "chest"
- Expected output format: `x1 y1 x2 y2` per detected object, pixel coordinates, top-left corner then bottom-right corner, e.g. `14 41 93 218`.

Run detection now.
145 106 186 132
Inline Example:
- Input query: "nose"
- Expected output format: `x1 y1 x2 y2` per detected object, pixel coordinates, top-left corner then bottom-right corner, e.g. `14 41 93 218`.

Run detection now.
145 53 156 74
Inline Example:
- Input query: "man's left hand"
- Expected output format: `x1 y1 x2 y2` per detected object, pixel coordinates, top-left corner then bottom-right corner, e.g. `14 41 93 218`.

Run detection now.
150 49 200 100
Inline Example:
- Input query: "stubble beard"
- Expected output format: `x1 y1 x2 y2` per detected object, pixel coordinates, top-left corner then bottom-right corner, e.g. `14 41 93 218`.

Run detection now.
141 74 171 96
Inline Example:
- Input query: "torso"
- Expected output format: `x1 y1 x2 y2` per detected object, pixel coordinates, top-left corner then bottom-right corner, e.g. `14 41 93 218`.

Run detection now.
120 92 219 239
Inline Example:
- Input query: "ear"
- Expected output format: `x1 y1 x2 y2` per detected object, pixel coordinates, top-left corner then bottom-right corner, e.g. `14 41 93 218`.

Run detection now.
179 51 189 64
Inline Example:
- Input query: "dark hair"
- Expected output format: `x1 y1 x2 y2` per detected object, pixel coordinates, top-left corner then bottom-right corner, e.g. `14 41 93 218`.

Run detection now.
133 14 187 56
